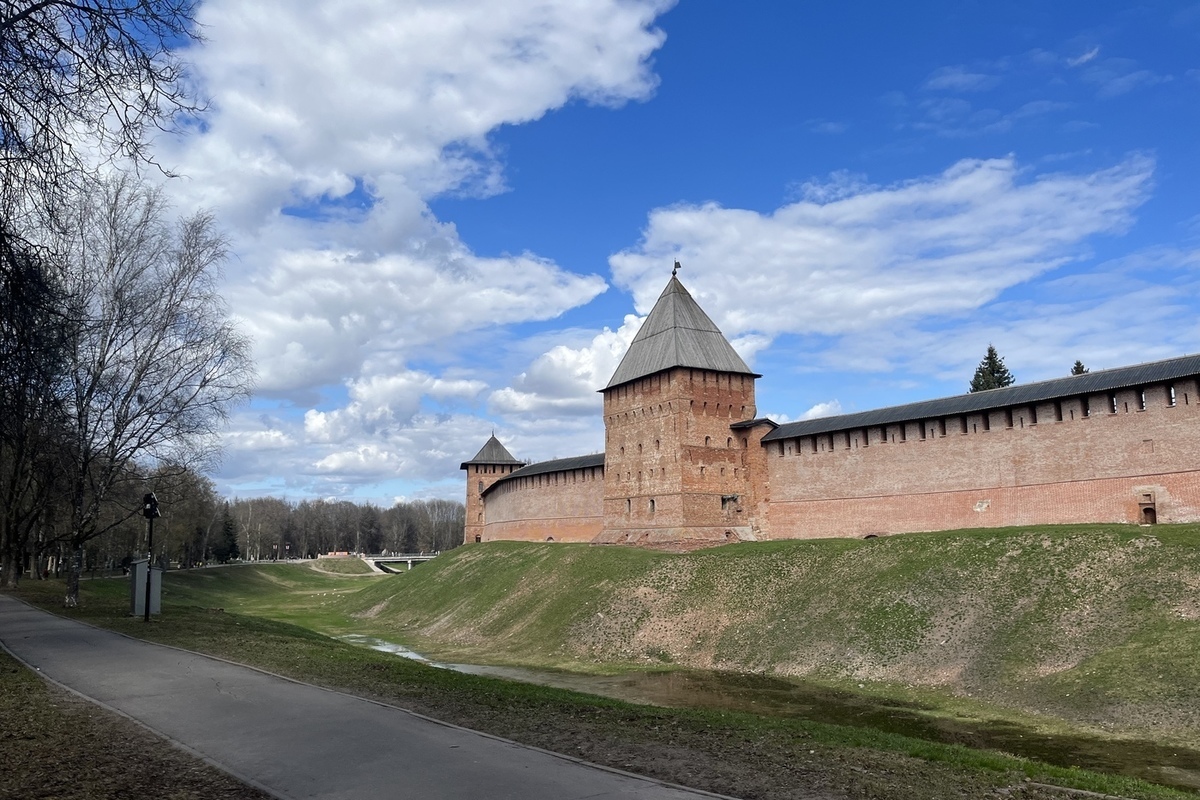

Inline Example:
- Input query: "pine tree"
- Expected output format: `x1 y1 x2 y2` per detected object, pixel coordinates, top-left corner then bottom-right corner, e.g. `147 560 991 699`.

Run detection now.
1071 360 1089 375
213 506 241 563
968 345 1015 392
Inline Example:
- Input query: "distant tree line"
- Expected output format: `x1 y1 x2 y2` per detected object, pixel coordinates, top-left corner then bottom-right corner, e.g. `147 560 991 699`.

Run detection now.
230 496 465 560
11 468 465 580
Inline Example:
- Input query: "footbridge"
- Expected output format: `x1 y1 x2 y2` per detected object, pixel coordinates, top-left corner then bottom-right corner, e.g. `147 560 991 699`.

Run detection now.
367 553 439 573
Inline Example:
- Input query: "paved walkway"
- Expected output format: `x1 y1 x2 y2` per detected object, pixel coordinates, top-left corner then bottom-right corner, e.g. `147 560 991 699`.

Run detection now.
0 595 732 800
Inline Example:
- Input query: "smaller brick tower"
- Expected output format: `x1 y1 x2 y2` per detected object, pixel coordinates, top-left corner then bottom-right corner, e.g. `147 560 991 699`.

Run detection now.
460 435 523 544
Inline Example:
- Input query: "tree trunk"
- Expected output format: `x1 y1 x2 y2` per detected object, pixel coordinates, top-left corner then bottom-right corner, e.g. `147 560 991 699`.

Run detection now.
0 551 20 588
64 547 82 607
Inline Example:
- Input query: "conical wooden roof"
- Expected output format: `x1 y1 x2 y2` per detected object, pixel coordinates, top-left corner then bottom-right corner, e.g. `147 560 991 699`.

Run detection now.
459 435 522 469
605 276 758 390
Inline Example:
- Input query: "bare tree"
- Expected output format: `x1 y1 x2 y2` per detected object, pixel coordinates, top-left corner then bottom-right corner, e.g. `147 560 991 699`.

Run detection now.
0 0 201 197
53 175 252 605
0 0 204 586
0 236 71 586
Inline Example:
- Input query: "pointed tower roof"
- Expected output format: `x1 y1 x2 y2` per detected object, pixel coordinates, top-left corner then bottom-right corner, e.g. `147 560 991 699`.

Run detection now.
605 276 759 390
459 435 523 469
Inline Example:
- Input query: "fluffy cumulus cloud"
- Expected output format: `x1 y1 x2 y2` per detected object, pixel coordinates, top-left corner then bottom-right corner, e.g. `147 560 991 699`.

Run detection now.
489 315 643 417
610 155 1153 340
156 0 675 498
489 156 1156 448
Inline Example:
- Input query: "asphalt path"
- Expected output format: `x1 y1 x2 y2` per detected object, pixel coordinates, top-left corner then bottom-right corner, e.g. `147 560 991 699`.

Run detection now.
0 594 734 800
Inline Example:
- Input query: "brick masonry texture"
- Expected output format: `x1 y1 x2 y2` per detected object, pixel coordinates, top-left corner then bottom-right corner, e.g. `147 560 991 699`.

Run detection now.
479 466 604 542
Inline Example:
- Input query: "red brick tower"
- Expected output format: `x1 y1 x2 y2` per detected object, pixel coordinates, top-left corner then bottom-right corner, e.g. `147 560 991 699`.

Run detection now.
597 273 773 548
460 435 523 544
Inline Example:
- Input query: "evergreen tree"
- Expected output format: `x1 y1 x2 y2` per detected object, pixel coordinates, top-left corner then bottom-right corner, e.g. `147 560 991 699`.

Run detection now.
212 506 240 563
1071 360 1089 375
968 345 1015 392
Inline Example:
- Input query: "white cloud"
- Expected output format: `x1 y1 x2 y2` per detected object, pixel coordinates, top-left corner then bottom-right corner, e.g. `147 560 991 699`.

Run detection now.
1067 47 1100 67
801 400 843 420
489 314 643 417
152 0 670 396
610 155 1153 343
1077 58 1171 98
160 0 675 499
923 66 1000 92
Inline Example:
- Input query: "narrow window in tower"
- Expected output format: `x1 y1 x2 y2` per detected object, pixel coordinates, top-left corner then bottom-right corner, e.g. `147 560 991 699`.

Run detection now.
705 436 711 446
1082 396 1091 417
1108 393 1117 413
649 499 655 514
1137 389 1146 411
1168 385 1177 407
1004 409 1013 429
625 498 631 514
919 422 927 440
938 419 947 437
960 417 968 434
1030 406 1038 425
655 439 660 450
727 437 732 448
1054 401 1063 422
898 425 907 443
982 414 990 432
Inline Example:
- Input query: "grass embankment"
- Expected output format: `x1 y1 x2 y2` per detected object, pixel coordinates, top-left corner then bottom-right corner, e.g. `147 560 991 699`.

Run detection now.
312 556 376 575
344 525 1200 749
7 575 1188 800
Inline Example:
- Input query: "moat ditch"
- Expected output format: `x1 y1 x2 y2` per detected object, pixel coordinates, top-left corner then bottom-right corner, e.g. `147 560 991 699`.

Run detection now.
337 634 1200 793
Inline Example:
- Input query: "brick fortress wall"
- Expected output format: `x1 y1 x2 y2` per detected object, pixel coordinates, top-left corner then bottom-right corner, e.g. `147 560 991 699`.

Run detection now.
765 380 1200 538
480 465 604 542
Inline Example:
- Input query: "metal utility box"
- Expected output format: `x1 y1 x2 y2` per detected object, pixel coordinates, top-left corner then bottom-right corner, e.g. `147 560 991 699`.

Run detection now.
129 559 162 616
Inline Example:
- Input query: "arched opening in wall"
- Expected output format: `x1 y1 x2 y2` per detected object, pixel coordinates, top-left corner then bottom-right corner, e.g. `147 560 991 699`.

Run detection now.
863 534 879 539
1142 506 1157 525
546 536 555 542
649 499 656 515
625 498 631 514
474 535 481 543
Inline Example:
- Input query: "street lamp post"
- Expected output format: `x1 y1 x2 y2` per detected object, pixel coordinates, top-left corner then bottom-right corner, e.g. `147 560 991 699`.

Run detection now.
142 493 161 622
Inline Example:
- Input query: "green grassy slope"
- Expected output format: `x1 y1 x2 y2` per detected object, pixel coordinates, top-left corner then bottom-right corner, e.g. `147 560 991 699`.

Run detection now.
333 525 1200 746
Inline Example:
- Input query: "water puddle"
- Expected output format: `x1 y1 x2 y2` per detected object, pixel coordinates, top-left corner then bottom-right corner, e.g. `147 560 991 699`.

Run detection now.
335 635 1200 792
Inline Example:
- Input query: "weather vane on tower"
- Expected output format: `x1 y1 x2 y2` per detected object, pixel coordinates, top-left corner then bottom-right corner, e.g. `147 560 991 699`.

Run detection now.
672 260 682 277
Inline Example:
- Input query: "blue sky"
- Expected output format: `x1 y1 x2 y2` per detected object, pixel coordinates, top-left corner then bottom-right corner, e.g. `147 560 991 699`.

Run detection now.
152 1 1200 503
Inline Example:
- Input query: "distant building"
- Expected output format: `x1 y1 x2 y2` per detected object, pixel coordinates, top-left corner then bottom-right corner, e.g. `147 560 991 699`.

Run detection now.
464 275 1200 547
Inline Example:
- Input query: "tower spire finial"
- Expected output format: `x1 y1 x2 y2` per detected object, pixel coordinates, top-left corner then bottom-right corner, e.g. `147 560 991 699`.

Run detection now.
672 260 681 277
